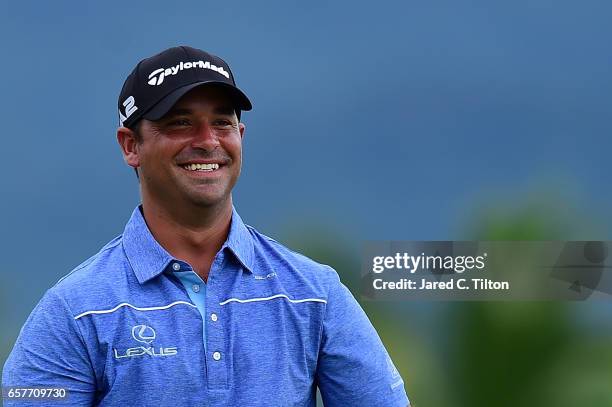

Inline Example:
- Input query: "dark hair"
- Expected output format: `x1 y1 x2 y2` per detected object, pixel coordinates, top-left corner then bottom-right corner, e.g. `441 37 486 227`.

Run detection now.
129 120 142 180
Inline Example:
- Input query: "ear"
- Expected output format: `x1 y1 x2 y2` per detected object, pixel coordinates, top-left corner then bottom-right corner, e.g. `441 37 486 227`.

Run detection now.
238 122 245 140
116 126 141 169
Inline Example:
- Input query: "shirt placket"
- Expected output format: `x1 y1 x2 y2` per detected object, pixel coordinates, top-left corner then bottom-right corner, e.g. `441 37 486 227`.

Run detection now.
205 250 228 391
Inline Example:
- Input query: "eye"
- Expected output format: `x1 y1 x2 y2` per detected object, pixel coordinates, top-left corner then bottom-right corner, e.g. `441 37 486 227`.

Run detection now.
212 118 234 128
167 118 191 126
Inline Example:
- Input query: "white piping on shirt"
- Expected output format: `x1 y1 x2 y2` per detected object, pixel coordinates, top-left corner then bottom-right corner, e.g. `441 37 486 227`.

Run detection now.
219 293 327 306
73 300 197 320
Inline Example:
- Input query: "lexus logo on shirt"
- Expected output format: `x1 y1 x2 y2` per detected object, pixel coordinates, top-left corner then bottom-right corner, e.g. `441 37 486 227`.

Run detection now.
113 324 178 360
132 324 156 344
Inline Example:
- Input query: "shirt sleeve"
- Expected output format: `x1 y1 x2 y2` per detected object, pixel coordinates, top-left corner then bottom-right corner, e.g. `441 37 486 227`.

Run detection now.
2 288 96 406
316 268 410 407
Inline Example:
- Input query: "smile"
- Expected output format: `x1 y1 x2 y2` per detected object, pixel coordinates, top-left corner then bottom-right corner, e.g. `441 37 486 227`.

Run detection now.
182 163 220 172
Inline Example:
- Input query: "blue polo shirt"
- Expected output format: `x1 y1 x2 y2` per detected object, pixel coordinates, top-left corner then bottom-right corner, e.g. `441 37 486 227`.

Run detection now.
2 205 409 406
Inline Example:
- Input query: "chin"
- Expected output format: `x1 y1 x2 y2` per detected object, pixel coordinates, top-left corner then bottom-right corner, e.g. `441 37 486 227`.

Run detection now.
186 193 229 208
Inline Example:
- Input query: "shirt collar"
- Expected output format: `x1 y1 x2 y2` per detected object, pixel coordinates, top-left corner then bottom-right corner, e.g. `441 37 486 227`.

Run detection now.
122 205 255 285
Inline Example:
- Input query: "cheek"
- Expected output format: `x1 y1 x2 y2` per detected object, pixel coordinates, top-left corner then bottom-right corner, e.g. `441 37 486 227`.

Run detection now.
224 137 243 158
142 141 179 161
138 147 177 176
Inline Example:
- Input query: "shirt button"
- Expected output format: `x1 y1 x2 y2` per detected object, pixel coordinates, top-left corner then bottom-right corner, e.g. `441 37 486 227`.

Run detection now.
210 313 218 322
212 351 221 361
172 262 180 271
192 284 200 293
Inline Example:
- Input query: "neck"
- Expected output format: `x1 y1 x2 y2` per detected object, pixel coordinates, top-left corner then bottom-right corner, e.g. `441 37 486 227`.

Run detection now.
140 195 233 273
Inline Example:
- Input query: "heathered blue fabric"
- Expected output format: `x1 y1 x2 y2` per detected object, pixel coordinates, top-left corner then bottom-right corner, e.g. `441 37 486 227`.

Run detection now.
3 205 410 406
173 268 208 349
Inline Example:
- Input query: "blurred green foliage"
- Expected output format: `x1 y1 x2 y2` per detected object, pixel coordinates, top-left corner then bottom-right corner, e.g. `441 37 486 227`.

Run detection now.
283 193 612 407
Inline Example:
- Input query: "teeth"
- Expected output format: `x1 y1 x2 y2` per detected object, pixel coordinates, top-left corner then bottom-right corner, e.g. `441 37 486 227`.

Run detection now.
182 163 220 171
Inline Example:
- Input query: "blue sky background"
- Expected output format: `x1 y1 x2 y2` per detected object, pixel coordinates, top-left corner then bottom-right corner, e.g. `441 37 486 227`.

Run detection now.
1 1 612 402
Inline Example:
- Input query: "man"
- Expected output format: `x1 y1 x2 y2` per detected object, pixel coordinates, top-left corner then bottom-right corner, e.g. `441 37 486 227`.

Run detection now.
3 46 410 406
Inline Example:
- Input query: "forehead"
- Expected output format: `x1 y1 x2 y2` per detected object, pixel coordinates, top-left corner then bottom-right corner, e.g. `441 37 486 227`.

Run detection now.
171 85 235 112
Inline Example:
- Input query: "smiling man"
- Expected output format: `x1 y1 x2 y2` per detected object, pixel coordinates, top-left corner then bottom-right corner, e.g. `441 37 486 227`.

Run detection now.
2 46 410 406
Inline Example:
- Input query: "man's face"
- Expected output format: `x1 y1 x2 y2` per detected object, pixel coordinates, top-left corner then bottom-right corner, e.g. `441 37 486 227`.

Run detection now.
127 86 245 209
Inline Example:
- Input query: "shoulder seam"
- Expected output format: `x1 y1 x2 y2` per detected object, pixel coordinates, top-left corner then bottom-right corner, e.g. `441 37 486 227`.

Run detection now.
316 265 335 353
54 236 123 287
54 290 98 384
248 226 331 269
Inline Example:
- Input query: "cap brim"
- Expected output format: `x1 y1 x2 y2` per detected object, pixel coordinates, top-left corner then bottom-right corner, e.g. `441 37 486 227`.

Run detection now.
142 81 252 121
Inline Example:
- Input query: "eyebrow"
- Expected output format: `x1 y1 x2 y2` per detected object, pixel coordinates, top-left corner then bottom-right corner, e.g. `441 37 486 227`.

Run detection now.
162 106 235 119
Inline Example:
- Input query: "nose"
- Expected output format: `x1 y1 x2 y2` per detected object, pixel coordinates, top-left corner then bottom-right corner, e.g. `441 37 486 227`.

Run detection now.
190 122 220 151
